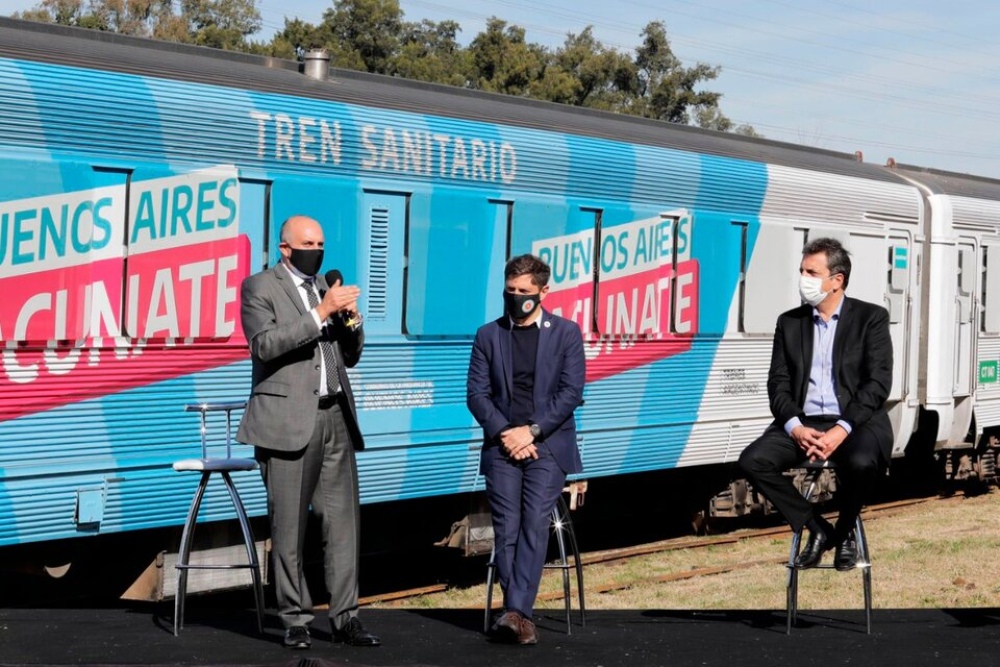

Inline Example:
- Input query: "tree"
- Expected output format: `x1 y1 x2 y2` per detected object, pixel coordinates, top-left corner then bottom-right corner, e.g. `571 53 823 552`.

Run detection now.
466 17 543 96
14 1 755 135
180 0 261 50
532 27 636 111
392 19 469 86
268 17 320 59
15 0 84 26
15 0 260 49
315 0 404 74
632 21 734 130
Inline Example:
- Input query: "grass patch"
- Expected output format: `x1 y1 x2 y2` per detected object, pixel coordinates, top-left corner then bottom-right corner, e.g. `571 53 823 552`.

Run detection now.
377 489 1000 611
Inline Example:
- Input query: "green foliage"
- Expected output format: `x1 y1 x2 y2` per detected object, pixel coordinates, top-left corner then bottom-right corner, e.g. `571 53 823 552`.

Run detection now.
466 18 543 96
321 0 404 73
15 0 260 49
393 19 469 86
13 0 755 135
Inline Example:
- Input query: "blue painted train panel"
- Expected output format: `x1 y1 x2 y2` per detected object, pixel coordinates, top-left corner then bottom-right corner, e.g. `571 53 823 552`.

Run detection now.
0 48 776 548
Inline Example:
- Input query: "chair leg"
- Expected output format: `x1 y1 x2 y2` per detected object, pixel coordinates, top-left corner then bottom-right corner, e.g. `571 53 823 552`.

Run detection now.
855 516 872 635
558 496 586 628
221 472 265 635
484 549 496 634
569 527 586 627
786 472 820 634
175 472 210 636
551 505 572 634
786 531 802 635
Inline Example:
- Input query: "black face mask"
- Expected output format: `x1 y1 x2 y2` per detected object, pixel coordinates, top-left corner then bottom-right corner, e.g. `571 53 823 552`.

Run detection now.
503 291 541 321
288 248 324 277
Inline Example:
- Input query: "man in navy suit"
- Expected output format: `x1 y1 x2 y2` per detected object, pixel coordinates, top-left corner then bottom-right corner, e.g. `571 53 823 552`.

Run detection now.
467 254 586 645
740 237 893 571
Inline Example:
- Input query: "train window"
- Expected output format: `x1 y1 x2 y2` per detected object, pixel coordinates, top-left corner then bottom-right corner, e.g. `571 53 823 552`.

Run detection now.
743 225 805 334
591 210 690 338
844 234 883 308
958 247 974 297
0 163 131 345
123 166 245 341
953 246 975 328
889 245 908 291
669 212 695 335
984 246 1000 334
533 207 598 336
403 194 509 336
733 221 749 333
238 178 271 273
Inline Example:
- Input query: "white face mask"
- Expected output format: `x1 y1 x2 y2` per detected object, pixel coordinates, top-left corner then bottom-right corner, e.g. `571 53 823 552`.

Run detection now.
799 275 828 306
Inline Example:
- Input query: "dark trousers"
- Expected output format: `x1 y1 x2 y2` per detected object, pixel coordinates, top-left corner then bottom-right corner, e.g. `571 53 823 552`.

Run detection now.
739 416 884 536
257 403 360 631
483 443 566 619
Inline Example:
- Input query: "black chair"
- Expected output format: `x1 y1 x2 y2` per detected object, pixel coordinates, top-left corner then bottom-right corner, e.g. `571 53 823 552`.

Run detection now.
786 459 872 634
172 402 264 636
484 494 586 634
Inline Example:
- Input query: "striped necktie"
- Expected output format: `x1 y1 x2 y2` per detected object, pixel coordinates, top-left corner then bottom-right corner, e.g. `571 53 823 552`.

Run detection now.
302 279 341 396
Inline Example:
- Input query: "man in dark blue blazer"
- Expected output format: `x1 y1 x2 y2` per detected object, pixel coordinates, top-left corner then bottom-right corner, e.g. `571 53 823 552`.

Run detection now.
467 254 586 645
740 237 893 572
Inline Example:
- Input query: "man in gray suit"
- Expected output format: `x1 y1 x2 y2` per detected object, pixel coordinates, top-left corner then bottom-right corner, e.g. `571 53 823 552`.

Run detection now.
237 215 380 649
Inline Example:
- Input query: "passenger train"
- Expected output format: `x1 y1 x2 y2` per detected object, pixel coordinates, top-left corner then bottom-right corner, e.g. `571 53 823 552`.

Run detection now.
0 17 998 597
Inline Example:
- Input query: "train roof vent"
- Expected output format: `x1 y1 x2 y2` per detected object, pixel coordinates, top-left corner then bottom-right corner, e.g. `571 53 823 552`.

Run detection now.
303 49 330 80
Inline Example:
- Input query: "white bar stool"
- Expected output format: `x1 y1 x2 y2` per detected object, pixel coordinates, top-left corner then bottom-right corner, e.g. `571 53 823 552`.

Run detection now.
172 402 264 636
786 459 872 634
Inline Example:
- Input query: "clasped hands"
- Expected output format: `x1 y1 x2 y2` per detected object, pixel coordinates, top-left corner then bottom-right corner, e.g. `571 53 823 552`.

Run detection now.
791 424 848 461
499 425 538 461
316 284 361 322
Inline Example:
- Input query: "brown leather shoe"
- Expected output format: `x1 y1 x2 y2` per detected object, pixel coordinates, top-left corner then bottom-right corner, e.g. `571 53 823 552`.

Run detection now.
518 617 537 645
490 610 522 643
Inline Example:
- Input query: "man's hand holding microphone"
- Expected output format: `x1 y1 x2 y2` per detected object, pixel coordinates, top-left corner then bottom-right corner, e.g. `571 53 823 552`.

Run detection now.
317 269 363 329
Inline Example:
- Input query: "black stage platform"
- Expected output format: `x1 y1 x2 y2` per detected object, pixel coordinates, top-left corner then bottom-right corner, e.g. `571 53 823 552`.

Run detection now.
3 606 1000 666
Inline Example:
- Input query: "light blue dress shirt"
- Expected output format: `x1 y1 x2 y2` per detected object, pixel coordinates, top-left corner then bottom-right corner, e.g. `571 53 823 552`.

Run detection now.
784 298 853 436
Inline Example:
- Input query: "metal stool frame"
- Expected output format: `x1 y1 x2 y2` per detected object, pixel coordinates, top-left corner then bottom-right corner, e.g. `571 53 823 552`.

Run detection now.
173 402 264 637
484 494 586 634
786 460 872 634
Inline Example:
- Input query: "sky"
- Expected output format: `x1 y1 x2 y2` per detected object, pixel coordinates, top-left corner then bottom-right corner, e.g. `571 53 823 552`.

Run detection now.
2 0 999 179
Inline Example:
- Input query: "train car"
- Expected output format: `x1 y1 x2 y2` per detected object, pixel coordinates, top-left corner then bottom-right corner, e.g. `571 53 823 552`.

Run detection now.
0 17 936 596
894 165 1000 484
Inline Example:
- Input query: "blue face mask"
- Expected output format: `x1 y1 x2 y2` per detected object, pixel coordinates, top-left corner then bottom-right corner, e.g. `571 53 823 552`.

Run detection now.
504 291 540 321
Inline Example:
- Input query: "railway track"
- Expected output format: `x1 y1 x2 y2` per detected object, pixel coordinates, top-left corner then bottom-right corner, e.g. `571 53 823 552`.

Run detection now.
359 494 954 607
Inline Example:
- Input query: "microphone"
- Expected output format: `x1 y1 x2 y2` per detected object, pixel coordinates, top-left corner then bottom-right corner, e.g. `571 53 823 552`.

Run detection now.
324 269 344 287
324 269 362 329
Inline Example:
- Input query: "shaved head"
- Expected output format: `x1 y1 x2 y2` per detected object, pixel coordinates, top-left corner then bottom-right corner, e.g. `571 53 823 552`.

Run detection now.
279 215 323 246
278 215 325 275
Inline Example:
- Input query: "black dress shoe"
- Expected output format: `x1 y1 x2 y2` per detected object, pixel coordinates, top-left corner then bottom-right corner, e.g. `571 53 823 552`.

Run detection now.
283 626 311 649
835 533 859 571
794 528 830 569
333 617 381 647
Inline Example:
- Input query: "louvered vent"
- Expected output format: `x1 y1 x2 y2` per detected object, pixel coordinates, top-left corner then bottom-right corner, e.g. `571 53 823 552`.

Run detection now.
367 206 390 319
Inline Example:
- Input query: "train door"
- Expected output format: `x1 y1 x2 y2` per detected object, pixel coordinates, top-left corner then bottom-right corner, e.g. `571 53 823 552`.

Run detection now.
954 238 978 397
885 232 912 402
978 241 1000 435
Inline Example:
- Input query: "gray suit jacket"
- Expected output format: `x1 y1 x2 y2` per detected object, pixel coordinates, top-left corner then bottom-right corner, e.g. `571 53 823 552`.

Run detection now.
236 263 365 452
